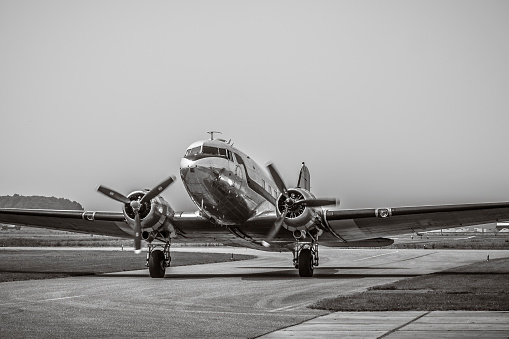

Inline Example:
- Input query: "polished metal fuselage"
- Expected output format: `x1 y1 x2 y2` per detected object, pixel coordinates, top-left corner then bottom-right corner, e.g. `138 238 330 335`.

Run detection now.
180 140 277 226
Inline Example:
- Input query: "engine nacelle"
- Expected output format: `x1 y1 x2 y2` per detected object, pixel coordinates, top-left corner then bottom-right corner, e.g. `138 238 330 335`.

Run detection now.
276 188 322 232
123 191 176 237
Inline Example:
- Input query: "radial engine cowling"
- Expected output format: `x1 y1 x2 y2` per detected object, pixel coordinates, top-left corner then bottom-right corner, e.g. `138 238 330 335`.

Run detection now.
277 188 322 232
123 191 175 235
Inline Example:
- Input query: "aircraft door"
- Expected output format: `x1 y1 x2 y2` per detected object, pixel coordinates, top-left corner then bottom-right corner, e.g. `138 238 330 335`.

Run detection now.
232 152 245 190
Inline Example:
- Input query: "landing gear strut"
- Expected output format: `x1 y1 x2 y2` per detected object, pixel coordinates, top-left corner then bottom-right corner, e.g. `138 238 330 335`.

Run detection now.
293 241 319 277
147 241 171 278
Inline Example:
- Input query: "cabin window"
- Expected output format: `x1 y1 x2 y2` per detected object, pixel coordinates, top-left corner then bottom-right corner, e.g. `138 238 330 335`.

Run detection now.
218 148 227 157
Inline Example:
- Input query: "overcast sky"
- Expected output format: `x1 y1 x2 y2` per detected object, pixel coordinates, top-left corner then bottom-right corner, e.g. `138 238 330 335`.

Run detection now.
1 0 508 212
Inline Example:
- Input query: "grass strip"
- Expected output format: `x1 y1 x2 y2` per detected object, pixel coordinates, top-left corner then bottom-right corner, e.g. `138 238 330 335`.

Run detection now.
311 257 509 311
0 250 255 283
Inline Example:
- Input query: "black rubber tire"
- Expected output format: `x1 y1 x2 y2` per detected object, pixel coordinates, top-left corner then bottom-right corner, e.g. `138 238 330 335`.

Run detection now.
149 250 166 278
298 248 314 277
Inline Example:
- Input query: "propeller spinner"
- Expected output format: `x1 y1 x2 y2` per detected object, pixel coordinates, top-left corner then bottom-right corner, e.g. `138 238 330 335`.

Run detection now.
97 176 176 253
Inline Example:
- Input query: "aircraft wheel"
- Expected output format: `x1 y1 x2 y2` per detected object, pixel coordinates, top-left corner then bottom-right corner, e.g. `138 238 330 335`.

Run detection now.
298 248 314 277
149 250 166 278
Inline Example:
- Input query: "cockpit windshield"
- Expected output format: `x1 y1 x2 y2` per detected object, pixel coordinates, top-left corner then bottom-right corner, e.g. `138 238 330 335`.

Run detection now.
185 146 201 157
184 144 233 161
202 146 219 155
203 146 230 159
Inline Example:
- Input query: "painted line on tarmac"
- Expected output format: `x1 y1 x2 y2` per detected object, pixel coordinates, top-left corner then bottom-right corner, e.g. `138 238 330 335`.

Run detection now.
0 295 87 306
175 308 315 318
350 251 399 262
0 298 316 318
38 295 88 302
269 302 310 313
390 252 436 263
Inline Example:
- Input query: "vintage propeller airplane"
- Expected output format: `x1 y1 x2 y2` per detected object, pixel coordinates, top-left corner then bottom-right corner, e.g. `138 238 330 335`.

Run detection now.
1 133 509 278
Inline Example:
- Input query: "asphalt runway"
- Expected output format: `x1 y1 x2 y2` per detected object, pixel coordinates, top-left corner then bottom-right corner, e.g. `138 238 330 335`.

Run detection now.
1 247 508 338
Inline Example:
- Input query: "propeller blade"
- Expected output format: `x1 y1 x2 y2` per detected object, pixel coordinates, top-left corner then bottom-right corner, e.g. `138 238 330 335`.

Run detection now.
140 175 176 204
133 211 142 254
263 206 288 247
296 198 337 207
267 215 285 242
266 163 288 196
97 185 131 204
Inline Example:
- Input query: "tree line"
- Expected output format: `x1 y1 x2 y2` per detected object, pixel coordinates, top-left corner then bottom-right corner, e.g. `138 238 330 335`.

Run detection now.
0 194 84 210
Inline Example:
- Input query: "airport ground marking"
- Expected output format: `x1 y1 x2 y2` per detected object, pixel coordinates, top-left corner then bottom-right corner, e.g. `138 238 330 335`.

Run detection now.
38 295 88 302
175 308 319 317
0 294 88 306
269 302 310 313
351 251 399 262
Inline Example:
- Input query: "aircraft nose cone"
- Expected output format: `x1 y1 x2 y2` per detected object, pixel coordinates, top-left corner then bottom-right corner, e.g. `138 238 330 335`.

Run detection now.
180 157 194 170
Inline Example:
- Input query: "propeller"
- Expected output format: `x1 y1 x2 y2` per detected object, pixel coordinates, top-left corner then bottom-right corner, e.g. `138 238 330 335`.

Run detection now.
140 176 176 204
96 186 131 204
267 163 288 196
265 205 288 243
97 175 176 253
262 163 336 246
296 198 336 207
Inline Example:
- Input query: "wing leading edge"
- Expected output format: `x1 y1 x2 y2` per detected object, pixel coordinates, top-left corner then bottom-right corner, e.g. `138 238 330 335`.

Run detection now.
324 201 509 242
2 201 509 248
0 208 280 249
0 208 130 237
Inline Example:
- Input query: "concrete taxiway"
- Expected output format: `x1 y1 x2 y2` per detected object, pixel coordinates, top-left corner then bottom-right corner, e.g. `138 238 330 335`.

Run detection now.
1 248 508 338
260 311 509 338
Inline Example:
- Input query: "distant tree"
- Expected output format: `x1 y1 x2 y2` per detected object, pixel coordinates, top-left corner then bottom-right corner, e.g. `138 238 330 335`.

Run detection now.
0 195 84 210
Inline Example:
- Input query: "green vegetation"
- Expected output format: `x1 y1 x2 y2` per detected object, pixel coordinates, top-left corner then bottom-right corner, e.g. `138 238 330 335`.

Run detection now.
0 227 130 247
390 233 509 250
311 257 509 311
1 235 132 247
0 250 255 282
0 194 83 210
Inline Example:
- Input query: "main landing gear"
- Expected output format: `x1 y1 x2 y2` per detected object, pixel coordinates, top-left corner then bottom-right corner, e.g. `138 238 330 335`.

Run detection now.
293 241 319 277
146 241 171 278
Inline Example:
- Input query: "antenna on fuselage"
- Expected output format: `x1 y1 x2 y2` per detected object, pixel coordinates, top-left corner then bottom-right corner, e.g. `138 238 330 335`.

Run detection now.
207 131 222 140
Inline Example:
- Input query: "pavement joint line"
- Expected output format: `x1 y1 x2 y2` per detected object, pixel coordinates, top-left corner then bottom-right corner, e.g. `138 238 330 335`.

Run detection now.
378 311 431 338
351 251 399 262
255 314 326 338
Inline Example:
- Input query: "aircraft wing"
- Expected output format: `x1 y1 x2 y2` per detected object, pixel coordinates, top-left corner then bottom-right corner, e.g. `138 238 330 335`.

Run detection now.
3 201 508 249
0 208 131 237
0 208 278 249
324 201 509 242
